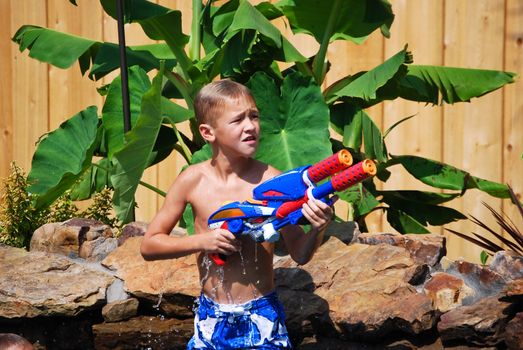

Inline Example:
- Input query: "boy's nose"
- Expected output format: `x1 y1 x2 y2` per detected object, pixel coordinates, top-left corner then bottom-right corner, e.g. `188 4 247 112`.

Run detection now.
244 118 258 130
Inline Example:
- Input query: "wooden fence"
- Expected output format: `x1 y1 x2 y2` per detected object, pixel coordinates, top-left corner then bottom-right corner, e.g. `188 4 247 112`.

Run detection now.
1 0 522 263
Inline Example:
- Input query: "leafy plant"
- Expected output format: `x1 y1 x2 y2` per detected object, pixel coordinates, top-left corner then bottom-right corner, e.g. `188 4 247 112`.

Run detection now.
81 187 121 229
0 163 49 248
0 163 120 249
11 0 517 234
445 186 523 258
47 192 80 223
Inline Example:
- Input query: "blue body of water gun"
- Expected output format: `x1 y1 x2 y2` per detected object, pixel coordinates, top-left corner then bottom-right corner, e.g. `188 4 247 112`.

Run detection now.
207 150 376 265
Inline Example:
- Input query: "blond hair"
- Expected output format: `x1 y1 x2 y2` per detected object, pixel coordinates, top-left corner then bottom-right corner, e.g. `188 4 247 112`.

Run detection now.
194 80 255 125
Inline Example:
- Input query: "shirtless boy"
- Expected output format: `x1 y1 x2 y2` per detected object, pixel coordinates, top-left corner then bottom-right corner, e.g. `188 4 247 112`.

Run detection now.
140 79 333 349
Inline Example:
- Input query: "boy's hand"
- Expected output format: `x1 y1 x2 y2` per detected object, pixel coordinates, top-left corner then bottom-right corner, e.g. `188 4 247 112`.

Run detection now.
204 228 241 255
302 197 336 231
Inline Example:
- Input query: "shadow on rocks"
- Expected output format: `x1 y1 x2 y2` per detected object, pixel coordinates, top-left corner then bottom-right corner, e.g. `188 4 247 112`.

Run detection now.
275 267 336 346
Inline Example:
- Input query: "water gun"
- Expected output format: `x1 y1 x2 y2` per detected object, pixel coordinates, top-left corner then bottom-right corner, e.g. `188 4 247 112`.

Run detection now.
207 150 377 265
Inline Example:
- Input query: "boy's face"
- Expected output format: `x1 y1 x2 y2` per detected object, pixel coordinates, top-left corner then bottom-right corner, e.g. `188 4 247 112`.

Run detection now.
201 96 260 157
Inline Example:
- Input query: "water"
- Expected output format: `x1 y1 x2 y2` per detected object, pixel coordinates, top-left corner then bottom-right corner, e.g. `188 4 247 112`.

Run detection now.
154 293 163 310
200 255 212 287
238 246 247 275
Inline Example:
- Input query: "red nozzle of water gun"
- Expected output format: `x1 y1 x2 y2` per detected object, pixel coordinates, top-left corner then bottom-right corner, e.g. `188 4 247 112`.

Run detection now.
331 159 377 192
307 149 353 183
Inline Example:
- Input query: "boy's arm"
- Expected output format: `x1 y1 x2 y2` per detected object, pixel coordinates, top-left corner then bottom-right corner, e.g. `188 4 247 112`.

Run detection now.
140 169 240 260
280 198 334 265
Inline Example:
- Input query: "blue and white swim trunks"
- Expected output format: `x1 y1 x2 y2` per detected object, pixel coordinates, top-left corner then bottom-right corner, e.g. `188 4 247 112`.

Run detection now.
187 291 292 349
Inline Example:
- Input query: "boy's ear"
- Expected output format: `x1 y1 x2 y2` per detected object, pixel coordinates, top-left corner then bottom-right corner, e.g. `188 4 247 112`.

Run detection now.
199 123 215 142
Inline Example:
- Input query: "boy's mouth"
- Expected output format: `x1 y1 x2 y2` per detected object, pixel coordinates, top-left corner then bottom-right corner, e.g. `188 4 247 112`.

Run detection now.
242 135 257 142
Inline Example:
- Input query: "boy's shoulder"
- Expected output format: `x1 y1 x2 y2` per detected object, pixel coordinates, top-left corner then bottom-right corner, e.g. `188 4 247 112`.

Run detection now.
176 160 211 182
177 158 279 188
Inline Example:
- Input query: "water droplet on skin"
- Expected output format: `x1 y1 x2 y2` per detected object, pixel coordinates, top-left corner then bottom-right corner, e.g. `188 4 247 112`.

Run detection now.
238 246 247 275
200 255 212 287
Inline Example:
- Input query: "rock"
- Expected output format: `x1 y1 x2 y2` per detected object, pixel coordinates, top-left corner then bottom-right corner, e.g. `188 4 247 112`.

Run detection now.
357 232 446 266
79 236 118 262
92 316 193 350
439 257 506 303
503 278 523 300
118 223 187 246
118 221 148 246
324 221 361 244
102 298 139 322
30 218 115 261
489 250 523 280
275 237 436 340
30 222 77 256
0 244 114 318
437 296 512 347
505 312 523 350
423 272 475 312
102 236 199 318
106 279 129 303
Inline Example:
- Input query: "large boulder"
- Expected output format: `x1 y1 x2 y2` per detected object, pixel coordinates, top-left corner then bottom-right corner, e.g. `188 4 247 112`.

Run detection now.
275 237 436 342
0 244 114 318
30 218 117 261
102 236 200 318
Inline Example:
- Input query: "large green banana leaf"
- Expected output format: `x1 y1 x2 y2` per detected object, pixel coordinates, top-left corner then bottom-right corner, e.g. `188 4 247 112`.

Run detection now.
382 190 466 227
111 67 164 223
337 183 380 217
103 66 152 158
103 65 193 158
70 158 113 201
100 0 170 22
89 43 176 80
100 0 191 77
276 0 394 44
329 103 363 150
225 1 305 63
329 105 387 162
325 47 515 107
397 65 517 104
388 155 510 198
325 47 410 103
27 106 100 209
247 71 331 171
12 25 175 80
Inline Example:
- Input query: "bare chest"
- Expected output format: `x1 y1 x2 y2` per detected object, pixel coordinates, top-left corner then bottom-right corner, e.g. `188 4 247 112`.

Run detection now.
188 177 256 225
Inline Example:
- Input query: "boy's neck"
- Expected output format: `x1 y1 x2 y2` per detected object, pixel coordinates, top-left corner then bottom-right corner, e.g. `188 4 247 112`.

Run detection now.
211 153 255 179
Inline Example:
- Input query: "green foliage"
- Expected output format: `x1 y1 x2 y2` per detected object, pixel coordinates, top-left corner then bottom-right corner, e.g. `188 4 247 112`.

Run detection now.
80 188 120 229
446 186 523 257
47 193 79 223
0 163 48 248
11 0 517 234
480 250 489 266
0 163 120 249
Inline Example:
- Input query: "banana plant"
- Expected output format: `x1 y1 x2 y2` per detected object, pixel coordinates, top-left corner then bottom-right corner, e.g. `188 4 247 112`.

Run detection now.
12 0 516 233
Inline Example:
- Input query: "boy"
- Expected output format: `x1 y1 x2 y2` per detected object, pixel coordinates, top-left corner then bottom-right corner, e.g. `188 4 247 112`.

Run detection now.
0 333 34 350
140 79 333 349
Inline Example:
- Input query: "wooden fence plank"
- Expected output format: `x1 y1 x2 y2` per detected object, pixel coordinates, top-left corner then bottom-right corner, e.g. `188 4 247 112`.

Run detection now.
325 32 385 232
503 0 523 244
10 1 49 174
382 0 445 234
154 1 193 216
0 1 13 179
47 0 104 131
443 0 506 262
